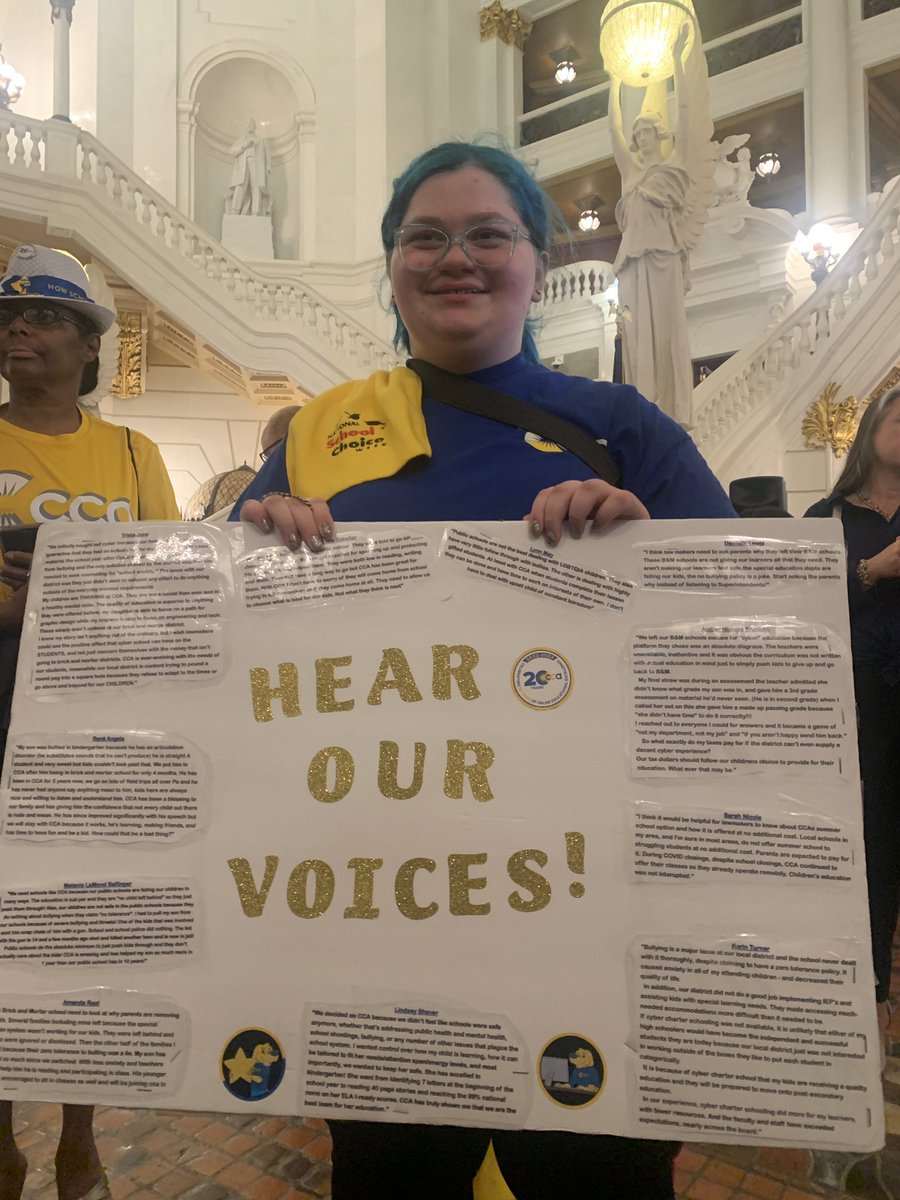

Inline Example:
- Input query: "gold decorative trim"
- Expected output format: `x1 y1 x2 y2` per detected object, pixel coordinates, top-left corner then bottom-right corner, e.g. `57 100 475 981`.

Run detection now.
801 382 860 459
479 0 532 50
866 363 900 407
111 311 146 399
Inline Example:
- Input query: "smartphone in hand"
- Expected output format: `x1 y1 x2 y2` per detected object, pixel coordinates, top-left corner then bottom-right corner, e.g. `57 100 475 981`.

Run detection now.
0 526 39 555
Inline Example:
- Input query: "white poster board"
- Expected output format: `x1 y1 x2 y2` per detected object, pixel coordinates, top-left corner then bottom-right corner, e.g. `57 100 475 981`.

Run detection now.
0 518 884 1152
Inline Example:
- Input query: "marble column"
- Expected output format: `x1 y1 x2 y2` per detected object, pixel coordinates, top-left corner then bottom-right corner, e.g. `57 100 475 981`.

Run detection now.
807 0 852 221
176 101 198 217
49 0 76 120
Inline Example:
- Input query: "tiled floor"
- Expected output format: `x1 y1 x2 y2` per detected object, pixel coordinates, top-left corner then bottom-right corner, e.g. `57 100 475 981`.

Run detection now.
10 983 900 1200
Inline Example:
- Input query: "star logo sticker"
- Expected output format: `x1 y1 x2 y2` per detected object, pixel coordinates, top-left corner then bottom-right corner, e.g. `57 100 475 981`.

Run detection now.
223 1046 261 1085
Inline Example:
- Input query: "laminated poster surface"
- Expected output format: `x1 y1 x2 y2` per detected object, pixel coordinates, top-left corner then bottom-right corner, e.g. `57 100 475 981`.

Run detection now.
0 518 883 1151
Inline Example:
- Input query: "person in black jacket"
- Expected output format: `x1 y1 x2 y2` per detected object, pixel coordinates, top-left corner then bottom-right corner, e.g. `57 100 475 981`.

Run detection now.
806 387 900 1045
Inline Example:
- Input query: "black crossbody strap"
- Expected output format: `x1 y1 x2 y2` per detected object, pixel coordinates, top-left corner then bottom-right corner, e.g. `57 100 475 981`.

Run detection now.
125 427 142 520
407 359 621 486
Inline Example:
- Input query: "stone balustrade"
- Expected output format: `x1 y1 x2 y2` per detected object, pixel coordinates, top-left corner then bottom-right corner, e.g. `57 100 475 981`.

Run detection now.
0 112 395 382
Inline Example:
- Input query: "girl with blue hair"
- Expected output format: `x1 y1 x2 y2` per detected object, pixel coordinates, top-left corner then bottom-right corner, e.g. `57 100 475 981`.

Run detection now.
236 138 734 1197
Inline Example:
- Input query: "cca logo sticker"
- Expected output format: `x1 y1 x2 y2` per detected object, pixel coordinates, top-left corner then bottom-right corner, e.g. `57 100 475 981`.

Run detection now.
512 648 572 710
220 1027 286 1101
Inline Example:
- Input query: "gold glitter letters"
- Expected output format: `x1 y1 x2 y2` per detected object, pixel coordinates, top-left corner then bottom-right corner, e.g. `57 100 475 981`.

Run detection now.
227 855 280 917
287 859 336 918
444 740 495 802
448 853 491 916
228 835 579 920
507 849 552 912
367 647 424 706
344 858 384 919
308 746 356 804
316 656 355 712
250 663 300 723
395 857 439 920
432 644 481 701
250 644 482 723
378 740 427 800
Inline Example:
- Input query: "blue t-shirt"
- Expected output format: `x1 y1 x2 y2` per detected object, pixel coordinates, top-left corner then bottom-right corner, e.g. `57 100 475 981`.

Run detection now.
569 1065 601 1090
233 355 734 522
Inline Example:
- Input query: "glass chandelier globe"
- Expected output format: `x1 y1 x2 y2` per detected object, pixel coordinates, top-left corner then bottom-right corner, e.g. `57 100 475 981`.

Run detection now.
599 0 697 86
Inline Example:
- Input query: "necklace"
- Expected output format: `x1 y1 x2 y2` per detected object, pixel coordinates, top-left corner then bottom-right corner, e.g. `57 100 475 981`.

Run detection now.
856 490 891 519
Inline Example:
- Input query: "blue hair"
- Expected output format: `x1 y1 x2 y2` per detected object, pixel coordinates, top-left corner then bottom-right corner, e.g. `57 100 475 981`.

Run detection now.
381 139 553 363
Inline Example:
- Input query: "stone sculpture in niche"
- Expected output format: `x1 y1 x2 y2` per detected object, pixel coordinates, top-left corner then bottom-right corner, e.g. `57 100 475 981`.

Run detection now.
226 119 272 217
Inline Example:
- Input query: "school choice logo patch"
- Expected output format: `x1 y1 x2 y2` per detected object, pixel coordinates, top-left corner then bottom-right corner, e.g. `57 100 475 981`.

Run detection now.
512 648 573 710
325 411 388 457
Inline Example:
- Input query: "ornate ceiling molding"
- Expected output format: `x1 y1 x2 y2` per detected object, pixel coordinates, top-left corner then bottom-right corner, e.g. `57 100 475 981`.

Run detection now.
866 361 900 407
479 0 532 51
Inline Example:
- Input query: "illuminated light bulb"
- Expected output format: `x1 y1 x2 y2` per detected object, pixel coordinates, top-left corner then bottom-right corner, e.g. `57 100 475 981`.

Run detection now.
599 0 697 86
755 151 781 179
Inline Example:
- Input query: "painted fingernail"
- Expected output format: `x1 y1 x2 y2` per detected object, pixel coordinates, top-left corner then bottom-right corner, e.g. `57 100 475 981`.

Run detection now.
570 525 582 539
322 523 335 541
260 517 273 533
287 532 301 551
310 535 324 551
530 520 542 536
544 529 558 545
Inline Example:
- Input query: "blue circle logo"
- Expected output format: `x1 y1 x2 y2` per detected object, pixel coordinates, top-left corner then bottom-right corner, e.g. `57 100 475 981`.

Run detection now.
512 648 573 710
220 1028 286 1101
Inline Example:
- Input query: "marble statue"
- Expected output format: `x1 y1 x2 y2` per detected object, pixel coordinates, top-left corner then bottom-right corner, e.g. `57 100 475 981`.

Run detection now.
609 24 715 428
226 119 271 217
713 133 755 206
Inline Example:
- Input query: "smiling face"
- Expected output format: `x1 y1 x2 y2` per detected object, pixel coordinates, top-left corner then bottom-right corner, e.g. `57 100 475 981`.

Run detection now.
388 166 548 374
0 302 99 397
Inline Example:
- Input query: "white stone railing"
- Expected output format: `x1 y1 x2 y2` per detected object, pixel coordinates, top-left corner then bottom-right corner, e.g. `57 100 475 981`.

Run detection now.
692 178 900 455
543 260 613 307
0 112 395 383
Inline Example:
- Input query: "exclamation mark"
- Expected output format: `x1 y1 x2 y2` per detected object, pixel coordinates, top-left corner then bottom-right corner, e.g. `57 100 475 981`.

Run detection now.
566 831 585 898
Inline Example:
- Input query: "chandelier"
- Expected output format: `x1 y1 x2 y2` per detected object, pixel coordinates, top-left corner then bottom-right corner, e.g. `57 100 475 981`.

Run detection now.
794 222 842 288
599 0 697 86
576 193 603 232
755 151 781 179
550 46 578 84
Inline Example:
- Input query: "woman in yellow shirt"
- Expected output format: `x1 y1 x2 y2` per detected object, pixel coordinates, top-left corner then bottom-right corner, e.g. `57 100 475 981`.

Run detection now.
0 244 178 1200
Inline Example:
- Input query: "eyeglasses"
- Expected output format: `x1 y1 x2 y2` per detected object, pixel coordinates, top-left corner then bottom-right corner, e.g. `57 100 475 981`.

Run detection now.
259 443 280 463
0 304 89 330
393 219 533 270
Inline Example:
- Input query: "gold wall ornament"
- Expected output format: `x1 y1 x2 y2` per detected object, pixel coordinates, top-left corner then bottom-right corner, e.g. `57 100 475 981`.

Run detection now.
111 310 146 398
479 0 532 50
801 383 860 458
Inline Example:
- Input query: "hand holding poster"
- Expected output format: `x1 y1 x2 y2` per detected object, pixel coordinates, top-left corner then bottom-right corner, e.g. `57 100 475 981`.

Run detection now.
0 519 883 1152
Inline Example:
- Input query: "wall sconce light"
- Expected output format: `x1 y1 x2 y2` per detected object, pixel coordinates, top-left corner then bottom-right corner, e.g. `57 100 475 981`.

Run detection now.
0 46 25 109
755 151 781 179
551 46 578 84
576 193 603 232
